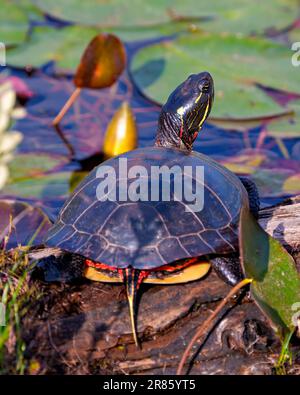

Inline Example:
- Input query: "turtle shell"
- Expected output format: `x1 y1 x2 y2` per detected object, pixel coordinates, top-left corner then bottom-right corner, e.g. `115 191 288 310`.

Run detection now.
45 147 249 270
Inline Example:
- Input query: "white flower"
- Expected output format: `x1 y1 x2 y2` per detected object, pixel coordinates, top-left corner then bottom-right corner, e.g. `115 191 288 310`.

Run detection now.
0 82 16 115
0 164 9 190
0 131 23 155
0 113 9 133
0 82 24 190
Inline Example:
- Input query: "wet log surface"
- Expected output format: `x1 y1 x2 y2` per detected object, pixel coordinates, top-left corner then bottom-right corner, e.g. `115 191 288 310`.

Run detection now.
23 198 300 375
259 196 300 253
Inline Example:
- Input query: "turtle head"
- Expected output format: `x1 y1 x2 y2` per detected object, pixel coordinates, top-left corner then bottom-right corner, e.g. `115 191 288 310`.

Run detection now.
155 72 214 151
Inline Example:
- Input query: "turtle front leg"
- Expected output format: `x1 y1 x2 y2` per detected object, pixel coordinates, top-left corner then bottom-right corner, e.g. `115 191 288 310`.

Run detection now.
211 177 260 286
210 254 244 286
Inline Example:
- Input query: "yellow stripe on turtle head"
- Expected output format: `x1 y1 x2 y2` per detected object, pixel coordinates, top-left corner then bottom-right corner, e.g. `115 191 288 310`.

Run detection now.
198 96 211 129
195 92 202 104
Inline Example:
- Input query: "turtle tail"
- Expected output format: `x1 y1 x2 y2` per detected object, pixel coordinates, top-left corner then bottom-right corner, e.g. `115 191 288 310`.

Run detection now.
119 268 148 347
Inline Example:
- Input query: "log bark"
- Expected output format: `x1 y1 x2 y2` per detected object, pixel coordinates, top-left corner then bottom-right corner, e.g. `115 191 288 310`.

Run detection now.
21 196 300 375
258 196 300 252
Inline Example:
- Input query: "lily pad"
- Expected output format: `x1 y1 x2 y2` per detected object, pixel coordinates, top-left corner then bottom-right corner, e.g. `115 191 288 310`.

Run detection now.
289 28 300 46
2 172 72 200
131 33 299 120
0 0 43 46
251 168 294 197
266 101 300 138
283 174 300 192
33 0 299 35
199 0 299 35
221 153 266 174
7 153 69 182
239 206 300 334
0 199 51 249
7 26 99 72
6 23 206 72
33 0 187 27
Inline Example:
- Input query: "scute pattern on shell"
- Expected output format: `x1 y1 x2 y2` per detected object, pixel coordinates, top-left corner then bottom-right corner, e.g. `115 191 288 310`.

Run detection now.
45 147 249 269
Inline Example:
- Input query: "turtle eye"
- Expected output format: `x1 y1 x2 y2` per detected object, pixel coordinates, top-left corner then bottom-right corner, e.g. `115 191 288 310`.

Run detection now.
201 83 210 93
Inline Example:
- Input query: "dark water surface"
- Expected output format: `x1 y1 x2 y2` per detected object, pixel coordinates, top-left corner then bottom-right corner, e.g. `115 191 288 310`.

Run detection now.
1 27 300 218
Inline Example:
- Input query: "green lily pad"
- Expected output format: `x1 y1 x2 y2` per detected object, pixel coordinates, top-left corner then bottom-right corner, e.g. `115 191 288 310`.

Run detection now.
251 168 293 197
200 0 299 35
8 153 69 182
33 0 186 27
6 23 208 72
289 28 300 46
283 174 300 192
106 22 204 42
0 1 29 46
2 172 71 200
239 206 300 334
131 33 300 120
266 101 300 138
0 0 43 46
7 26 100 71
221 153 266 174
33 0 299 36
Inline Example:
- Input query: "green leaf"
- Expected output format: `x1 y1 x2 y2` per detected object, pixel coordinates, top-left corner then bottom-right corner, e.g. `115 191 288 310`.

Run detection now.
6 23 206 72
131 33 299 120
0 0 43 46
33 0 299 36
2 172 72 199
0 1 29 46
266 101 300 138
283 174 300 193
7 153 69 182
7 26 99 71
34 0 181 27
199 0 299 35
251 168 293 197
288 28 300 46
221 153 266 174
239 206 300 334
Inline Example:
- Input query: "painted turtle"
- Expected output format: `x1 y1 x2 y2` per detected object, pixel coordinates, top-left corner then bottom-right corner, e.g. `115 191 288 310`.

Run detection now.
37 72 259 346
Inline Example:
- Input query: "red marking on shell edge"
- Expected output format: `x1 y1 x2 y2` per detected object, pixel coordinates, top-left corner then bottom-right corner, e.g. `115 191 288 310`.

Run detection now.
85 257 201 273
152 257 199 272
85 259 117 271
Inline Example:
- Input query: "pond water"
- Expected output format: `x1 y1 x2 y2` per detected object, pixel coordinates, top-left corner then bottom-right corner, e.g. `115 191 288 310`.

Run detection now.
1 18 300 220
